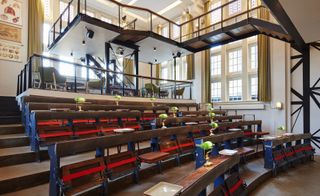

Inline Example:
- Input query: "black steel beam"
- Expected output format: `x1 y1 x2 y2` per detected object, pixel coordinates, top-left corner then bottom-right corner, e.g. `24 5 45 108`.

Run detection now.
105 42 111 94
134 49 139 96
302 46 310 133
262 0 305 52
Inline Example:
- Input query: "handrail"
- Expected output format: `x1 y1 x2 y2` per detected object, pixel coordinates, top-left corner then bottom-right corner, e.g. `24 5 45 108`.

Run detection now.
30 54 192 84
49 0 269 47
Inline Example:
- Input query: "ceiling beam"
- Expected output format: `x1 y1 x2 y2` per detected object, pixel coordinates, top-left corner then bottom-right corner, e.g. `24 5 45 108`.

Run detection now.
262 0 306 51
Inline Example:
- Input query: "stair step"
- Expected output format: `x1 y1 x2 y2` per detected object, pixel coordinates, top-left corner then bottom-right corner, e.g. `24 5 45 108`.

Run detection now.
2 184 49 196
0 133 29 148
0 116 21 125
0 146 48 167
0 124 24 135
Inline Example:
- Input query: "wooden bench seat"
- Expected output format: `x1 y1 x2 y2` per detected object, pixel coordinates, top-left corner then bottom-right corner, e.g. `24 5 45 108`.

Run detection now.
61 157 106 196
138 152 170 164
235 147 254 156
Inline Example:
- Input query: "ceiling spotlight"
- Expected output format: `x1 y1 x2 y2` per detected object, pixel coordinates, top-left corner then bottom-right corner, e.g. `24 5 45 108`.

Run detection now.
116 47 124 56
82 40 86 45
86 27 94 39
155 59 158 62
153 47 157 51
177 51 182 57
70 52 73 56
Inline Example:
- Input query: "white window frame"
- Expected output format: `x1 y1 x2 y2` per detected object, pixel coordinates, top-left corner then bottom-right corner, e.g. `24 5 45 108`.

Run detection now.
227 48 242 73
228 0 241 16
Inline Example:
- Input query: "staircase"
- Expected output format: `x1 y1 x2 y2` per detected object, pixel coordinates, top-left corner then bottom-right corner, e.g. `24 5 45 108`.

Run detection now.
0 97 21 125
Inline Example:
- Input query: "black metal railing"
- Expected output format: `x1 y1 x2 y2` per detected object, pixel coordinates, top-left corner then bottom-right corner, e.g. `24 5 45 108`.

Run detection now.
48 0 273 48
17 54 193 100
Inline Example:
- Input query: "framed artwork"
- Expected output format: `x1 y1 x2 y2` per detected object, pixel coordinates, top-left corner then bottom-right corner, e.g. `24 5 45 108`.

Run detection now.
0 0 22 26
0 22 21 42
0 41 21 62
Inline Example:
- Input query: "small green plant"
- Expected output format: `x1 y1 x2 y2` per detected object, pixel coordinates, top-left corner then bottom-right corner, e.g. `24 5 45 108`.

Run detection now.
210 122 219 129
200 141 214 150
159 113 168 119
74 97 86 104
171 106 179 112
114 95 122 101
209 112 216 118
150 97 156 101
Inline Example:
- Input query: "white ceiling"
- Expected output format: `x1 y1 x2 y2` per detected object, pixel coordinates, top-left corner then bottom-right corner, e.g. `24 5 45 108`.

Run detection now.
279 0 320 43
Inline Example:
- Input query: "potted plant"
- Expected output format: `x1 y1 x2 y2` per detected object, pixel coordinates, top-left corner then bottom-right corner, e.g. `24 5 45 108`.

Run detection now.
74 97 86 111
171 106 179 118
150 97 156 107
159 113 168 128
277 125 286 136
209 122 219 136
200 141 215 167
114 95 122 106
208 111 216 122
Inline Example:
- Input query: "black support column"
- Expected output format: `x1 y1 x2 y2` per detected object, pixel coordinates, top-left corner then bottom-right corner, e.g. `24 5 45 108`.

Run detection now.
134 49 139 96
105 43 111 94
303 45 310 133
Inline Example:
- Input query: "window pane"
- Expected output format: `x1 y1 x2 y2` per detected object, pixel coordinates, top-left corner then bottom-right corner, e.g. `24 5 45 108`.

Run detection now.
173 22 180 39
211 82 221 102
250 76 258 100
162 26 169 37
210 1 221 23
229 0 241 15
43 23 51 47
228 48 242 73
249 44 258 70
60 1 74 22
229 79 242 101
211 54 221 76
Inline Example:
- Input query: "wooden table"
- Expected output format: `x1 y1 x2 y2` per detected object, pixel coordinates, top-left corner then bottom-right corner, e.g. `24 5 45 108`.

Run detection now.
176 154 240 196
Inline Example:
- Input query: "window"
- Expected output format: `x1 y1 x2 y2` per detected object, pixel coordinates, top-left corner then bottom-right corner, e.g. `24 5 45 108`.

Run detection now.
211 82 221 101
211 54 221 76
228 79 242 101
250 76 258 100
229 0 241 15
210 1 221 24
249 44 258 70
59 56 75 77
228 48 242 73
101 17 112 24
161 62 169 82
60 1 74 22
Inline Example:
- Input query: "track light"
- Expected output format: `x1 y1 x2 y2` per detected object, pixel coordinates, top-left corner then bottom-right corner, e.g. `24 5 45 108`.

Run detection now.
86 27 94 39
153 47 157 51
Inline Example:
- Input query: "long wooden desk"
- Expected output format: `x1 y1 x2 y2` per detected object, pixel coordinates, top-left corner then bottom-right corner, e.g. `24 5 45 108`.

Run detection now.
177 155 240 196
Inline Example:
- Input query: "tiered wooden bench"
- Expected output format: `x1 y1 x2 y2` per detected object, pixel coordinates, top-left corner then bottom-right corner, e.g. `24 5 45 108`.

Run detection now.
262 133 315 175
29 111 141 152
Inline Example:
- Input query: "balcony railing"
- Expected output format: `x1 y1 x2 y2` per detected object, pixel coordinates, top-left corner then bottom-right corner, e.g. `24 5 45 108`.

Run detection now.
17 54 193 100
48 0 275 48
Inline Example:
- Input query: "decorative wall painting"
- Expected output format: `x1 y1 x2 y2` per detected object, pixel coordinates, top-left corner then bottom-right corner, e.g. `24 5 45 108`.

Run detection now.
0 41 21 62
0 22 21 42
0 0 22 26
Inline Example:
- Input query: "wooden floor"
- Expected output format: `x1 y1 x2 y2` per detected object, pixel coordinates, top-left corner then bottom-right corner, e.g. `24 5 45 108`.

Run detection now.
252 156 320 196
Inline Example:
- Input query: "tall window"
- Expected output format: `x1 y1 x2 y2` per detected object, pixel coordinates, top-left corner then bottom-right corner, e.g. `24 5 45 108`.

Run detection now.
60 1 74 22
210 1 221 24
250 76 258 100
210 36 258 102
228 48 242 73
249 44 258 70
211 54 221 76
228 79 242 101
211 82 222 101
229 0 241 15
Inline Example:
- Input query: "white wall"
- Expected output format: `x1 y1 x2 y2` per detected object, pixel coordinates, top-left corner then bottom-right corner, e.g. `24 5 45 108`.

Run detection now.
0 0 28 97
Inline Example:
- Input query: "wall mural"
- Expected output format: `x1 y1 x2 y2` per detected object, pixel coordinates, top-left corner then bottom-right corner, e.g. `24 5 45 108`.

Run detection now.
0 41 21 62
0 22 21 42
0 0 22 26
